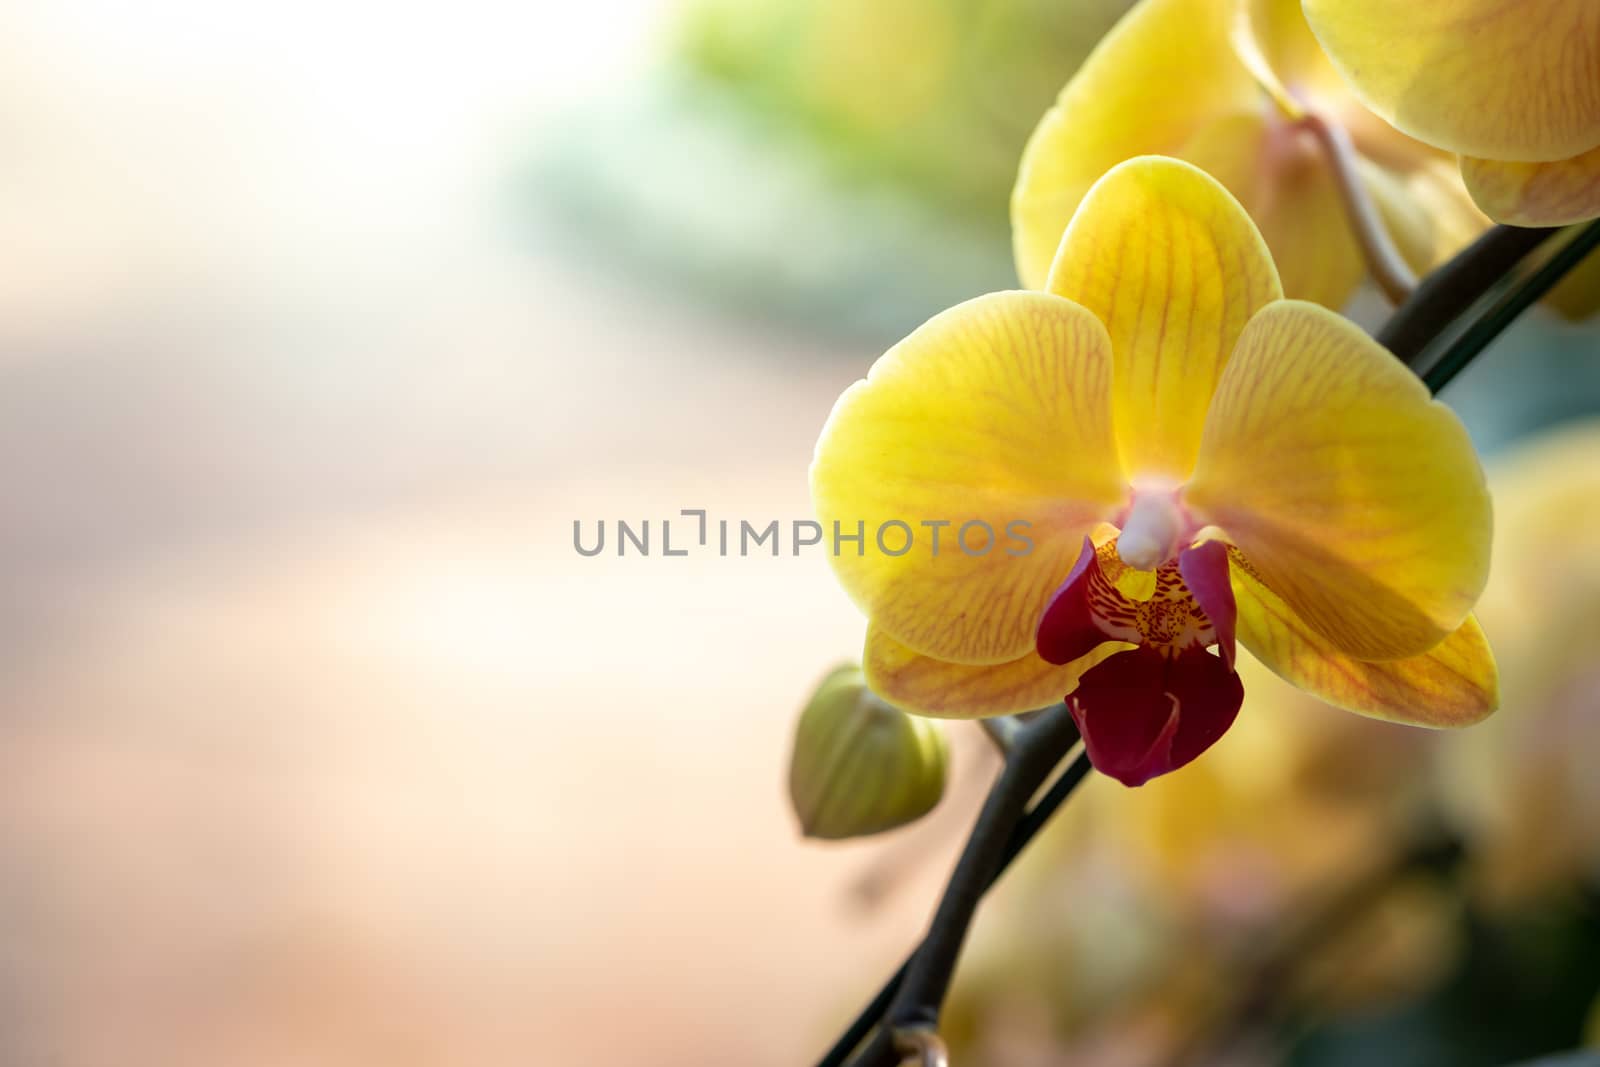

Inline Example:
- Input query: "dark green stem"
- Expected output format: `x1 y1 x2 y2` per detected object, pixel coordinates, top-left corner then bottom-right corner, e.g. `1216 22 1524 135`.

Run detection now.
815 709 1089 1067
885 707 1081 1033
1422 219 1600 394
1378 224 1560 366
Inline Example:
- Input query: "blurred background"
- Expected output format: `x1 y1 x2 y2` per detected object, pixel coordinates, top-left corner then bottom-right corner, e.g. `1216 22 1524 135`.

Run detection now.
2 1 1599 1065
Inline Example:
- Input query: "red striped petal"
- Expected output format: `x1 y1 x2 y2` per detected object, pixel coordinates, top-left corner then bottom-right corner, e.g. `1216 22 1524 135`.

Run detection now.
1036 537 1111 666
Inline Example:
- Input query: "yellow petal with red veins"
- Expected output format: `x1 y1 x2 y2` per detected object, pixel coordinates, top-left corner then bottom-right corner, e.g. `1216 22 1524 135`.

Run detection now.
1460 145 1600 227
1011 0 1260 290
863 626 1129 719
1302 0 1600 162
1231 550 1497 726
1047 157 1283 481
1186 300 1491 660
811 291 1127 665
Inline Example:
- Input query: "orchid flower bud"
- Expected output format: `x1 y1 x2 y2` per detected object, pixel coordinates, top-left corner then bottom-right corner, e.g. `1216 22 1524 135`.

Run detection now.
789 664 948 840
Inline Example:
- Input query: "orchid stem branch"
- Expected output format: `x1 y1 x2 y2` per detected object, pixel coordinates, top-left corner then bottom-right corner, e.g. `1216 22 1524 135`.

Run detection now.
1378 223 1561 366
1299 111 1418 306
1422 219 1600 394
884 707 1080 1033
815 708 1089 1067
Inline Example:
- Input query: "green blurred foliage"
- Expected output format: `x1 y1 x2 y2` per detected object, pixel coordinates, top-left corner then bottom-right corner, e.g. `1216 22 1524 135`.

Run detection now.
677 0 1135 224
532 0 1136 343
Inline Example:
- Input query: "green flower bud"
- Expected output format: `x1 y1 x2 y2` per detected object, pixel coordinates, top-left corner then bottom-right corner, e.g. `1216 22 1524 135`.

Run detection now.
789 664 948 840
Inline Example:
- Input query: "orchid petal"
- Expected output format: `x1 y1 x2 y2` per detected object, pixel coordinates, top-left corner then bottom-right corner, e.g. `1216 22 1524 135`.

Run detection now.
1231 553 1498 726
1186 300 1491 660
1361 157 1491 277
1036 537 1145 666
1230 0 1481 301
811 291 1126 664
865 625 1127 720
1176 112 1366 309
1303 0 1600 162
1179 540 1237 669
1011 0 1260 290
1229 0 1347 119
1048 157 1282 480
1461 145 1600 227
1069 645 1243 787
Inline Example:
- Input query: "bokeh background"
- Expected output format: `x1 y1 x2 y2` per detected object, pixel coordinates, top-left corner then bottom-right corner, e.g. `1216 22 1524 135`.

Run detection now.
3 1 1599 1065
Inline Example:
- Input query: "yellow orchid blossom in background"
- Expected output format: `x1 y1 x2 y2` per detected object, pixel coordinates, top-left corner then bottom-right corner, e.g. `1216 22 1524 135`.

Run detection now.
1433 420 1600 905
1011 0 1486 310
811 155 1497 787
1303 0 1600 227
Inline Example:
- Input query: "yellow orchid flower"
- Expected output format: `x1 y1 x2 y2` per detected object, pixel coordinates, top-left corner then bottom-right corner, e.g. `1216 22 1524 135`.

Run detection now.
1012 0 1486 309
812 155 1497 787
1303 0 1600 227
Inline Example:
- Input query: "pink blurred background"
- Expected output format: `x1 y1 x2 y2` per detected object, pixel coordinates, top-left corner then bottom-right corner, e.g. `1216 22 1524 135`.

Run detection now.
0 2 988 1061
